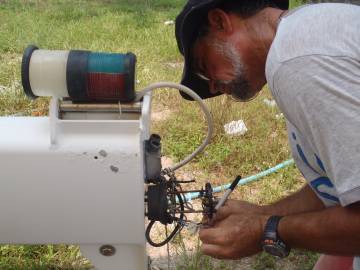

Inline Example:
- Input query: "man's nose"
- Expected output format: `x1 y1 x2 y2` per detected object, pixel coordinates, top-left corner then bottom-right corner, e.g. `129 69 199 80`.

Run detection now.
209 80 218 94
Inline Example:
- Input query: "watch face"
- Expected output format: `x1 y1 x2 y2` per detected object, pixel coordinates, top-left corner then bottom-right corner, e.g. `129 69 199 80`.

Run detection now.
263 244 289 258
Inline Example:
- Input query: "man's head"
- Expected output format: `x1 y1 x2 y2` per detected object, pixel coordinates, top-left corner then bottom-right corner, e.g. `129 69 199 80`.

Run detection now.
175 0 289 100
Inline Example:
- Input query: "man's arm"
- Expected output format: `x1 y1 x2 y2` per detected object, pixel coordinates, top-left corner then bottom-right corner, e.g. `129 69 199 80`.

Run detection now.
199 185 360 259
264 185 360 255
215 184 325 220
262 184 325 215
278 202 360 255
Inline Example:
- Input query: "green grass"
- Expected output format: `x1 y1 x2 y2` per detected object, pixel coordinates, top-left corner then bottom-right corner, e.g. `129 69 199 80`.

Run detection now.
0 0 319 269
0 245 91 270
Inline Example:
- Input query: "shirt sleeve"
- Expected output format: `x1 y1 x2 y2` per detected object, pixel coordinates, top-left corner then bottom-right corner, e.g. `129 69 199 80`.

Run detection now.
272 55 360 206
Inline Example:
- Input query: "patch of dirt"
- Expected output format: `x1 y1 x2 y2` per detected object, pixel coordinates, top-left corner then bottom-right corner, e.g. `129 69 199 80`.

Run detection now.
164 62 184 69
151 109 172 122
0 85 7 93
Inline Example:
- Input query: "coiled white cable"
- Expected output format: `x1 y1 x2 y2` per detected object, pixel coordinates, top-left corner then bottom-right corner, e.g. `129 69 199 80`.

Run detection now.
135 82 213 172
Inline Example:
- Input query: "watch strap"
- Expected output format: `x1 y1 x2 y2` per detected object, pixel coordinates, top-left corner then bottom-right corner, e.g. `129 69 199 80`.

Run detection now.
262 215 290 258
264 215 283 240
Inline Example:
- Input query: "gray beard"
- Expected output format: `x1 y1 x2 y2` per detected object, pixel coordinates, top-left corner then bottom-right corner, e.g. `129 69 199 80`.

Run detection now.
228 77 254 101
212 39 254 101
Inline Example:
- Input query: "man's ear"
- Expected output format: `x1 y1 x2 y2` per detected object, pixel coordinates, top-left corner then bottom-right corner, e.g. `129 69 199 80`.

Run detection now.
207 9 233 34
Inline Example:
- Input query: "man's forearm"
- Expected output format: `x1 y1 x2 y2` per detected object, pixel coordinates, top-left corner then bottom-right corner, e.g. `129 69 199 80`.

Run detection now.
278 203 360 255
262 184 360 255
199 184 360 259
262 184 325 216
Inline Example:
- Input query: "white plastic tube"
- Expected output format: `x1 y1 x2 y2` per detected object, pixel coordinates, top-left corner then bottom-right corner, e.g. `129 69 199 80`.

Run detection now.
136 82 213 172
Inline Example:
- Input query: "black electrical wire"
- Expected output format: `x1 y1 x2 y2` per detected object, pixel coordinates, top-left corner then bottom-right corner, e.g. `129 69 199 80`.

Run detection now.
180 187 196 212
145 189 185 247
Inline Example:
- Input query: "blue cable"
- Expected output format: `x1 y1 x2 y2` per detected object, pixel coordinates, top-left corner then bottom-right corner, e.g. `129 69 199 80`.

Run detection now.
183 159 294 202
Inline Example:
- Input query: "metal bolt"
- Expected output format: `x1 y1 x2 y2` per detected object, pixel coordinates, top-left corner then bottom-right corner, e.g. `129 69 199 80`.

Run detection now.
99 150 107 157
99 245 116 256
110 165 119 173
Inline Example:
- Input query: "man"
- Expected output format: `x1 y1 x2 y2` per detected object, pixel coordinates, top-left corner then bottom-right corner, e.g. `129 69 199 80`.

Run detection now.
175 1 360 269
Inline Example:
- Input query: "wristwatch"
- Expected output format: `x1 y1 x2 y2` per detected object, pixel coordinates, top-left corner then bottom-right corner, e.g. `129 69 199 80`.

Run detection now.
262 215 290 258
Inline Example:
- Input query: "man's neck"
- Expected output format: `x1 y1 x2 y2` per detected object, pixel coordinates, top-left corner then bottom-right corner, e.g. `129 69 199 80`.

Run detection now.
243 8 286 90
246 7 285 57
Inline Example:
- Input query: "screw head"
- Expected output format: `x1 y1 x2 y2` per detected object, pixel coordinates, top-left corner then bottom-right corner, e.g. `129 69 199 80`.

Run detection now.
99 245 116 256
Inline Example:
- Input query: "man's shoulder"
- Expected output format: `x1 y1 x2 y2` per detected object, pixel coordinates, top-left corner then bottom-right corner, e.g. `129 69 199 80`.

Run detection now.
270 3 360 62
266 3 360 87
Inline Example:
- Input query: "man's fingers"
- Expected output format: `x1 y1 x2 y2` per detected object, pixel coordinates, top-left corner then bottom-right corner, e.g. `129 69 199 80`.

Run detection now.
199 227 219 241
213 199 240 221
214 205 232 221
199 227 229 246
201 244 228 259
224 199 238 207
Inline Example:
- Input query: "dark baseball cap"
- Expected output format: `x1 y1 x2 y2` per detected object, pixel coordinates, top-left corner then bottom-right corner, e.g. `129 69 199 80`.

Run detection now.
175 0 289 100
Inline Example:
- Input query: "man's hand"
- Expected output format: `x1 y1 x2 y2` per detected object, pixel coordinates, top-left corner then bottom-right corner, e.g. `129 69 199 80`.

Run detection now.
199 200 268 259
215 199 266 218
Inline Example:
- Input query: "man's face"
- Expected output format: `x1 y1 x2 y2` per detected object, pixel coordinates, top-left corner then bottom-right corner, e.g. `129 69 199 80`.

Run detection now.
192 35 257 101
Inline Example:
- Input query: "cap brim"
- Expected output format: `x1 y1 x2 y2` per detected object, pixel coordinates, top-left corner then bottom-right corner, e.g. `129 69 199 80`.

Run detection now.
180 60 222 100
177 0 221 101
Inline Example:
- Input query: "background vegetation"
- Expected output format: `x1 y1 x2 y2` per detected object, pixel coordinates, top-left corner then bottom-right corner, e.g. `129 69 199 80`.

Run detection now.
0 0 323 269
